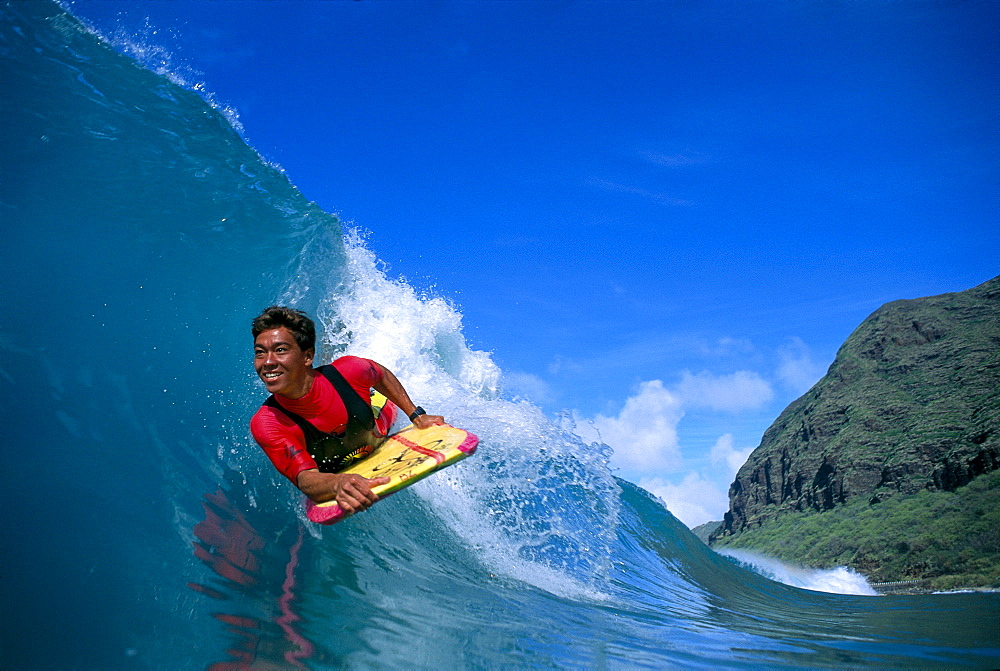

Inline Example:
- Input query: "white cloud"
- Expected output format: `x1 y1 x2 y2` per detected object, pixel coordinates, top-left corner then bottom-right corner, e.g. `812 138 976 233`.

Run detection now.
639 473 730 528
676 370 773 412
777 337 828 394
572 370 771 477
641 151 710 167
709 433 754 479
547 355 583 376
693 336 755 358
588 177 695 207
587 380 685 474
503 371 554 404
570 369 770 528
630 433 751 528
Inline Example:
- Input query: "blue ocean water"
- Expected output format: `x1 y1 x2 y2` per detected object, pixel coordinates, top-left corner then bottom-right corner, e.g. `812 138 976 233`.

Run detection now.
2 2 998 668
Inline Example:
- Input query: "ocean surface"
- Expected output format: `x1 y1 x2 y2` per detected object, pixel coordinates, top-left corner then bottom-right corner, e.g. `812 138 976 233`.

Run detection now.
2 3 998 668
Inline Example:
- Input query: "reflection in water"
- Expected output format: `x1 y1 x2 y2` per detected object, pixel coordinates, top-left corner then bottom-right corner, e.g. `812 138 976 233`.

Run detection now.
276 527 315 667
190 488 316 669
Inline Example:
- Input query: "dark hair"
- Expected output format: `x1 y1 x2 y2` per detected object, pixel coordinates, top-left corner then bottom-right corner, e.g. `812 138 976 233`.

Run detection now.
251 306 316 352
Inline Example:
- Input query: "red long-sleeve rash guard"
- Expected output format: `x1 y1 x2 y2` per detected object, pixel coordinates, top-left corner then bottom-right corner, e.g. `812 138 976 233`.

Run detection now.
250 355 392 483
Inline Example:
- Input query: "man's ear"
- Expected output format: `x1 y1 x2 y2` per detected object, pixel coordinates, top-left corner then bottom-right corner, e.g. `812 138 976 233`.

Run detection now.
304 348 315 366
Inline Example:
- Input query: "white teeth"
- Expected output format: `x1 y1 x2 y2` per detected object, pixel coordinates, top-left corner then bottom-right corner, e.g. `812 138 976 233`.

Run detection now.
263 372 281 379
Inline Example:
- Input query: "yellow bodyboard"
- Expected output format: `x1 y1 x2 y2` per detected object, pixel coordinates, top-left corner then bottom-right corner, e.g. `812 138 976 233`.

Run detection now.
305 423 478 525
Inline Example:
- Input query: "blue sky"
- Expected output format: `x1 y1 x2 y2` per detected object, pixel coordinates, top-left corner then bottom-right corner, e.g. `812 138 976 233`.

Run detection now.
68 0 998 526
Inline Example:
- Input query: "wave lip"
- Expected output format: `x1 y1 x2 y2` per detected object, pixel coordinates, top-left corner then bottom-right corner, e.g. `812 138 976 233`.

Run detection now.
716 548 879 595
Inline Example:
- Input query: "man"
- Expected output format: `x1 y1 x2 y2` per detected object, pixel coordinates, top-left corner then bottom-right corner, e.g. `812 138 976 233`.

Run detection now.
250 306 444 515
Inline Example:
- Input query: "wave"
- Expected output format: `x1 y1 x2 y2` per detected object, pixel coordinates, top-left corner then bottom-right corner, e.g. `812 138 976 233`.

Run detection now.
3 2 999 668
716 548 878 596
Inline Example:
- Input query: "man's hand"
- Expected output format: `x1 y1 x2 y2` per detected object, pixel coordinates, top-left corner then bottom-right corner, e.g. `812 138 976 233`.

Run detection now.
412 413 446 430
297 469 391 514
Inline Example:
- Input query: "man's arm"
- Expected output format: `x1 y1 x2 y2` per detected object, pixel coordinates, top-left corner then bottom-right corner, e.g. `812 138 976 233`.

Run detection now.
296 469 390 513
371 363 445 430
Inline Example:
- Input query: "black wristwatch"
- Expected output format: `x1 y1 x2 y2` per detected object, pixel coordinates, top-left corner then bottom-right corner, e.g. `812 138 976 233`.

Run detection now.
408 406 427 422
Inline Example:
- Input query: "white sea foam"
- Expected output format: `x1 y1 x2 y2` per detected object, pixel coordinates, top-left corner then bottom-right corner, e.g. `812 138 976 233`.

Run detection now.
715 548 878 596
305 229 621 600
317 228 501 407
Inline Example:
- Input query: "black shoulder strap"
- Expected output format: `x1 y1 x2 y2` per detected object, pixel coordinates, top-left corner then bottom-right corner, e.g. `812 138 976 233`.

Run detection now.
317 364 376 431
263 364 375 435
263 395 330 441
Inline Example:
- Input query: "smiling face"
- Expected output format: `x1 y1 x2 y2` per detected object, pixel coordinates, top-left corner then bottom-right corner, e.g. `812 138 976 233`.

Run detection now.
253 326 315 399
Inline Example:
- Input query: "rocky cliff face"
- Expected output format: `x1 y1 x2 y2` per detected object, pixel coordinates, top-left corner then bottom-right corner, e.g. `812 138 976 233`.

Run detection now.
714 276 1000 539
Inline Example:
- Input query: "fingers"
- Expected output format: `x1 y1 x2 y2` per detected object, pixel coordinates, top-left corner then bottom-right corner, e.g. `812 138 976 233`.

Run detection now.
336 474 393 514
336 474 381 514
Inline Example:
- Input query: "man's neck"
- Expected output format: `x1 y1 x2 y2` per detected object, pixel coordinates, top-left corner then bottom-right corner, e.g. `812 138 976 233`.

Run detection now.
279 367 317 400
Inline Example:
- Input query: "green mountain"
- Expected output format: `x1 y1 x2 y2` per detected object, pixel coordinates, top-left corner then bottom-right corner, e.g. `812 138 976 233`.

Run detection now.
691 520 722 545
710 276 1000 591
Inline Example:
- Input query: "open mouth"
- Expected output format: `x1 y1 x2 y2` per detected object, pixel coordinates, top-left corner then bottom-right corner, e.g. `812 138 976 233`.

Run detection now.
262 371 282 380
